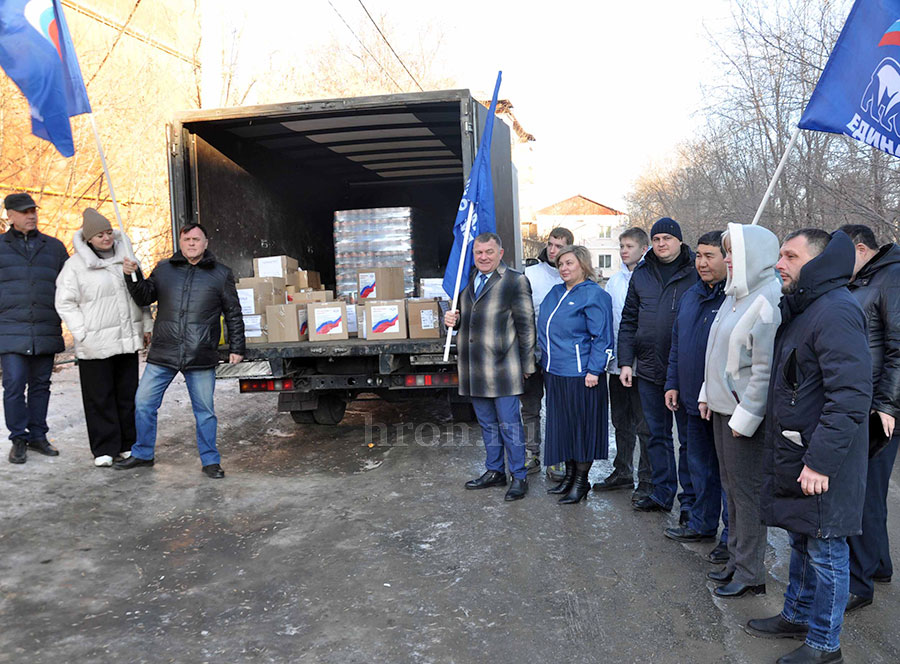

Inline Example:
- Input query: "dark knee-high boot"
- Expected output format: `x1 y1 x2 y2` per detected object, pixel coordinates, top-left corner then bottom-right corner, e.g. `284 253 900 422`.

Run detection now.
560 461 592 504
547 460 576 494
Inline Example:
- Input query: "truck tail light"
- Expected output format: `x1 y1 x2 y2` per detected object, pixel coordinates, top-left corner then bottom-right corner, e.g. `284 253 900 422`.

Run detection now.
403 373 458 387
239 378 295 393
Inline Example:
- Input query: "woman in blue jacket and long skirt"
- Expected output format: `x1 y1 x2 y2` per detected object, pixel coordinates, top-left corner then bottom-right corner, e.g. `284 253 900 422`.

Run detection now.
538 245 615 503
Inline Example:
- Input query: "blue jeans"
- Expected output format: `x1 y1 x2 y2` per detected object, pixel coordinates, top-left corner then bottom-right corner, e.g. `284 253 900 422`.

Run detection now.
781 532 849 653
637 379 694 511
471 395 527 480
1 353 54 441
132 363 220 465
685 413 722 536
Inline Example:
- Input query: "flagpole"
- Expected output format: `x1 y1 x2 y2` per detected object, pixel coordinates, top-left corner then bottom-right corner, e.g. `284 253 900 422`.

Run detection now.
442 203 475 362
87 113 136 280
751 126 802 226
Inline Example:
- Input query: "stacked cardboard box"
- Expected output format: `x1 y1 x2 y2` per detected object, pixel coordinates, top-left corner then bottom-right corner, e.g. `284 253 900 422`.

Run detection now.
265 304 309 343
406 298 443 339
357 268 405 302
308 302 349 342
236 277 286 344
364 300 407 340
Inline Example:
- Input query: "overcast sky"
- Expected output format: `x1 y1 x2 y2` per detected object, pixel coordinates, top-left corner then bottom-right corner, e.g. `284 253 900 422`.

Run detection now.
202 0 737 211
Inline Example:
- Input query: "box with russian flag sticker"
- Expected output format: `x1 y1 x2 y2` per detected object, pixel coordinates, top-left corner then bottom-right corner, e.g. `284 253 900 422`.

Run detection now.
265 304 309 342
364 300 407 340
357 268 405 301
308 302 348 342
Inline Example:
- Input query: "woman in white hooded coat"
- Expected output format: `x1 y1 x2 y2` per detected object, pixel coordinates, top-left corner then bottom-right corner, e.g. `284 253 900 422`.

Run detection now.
55 208 153 467
698 222 782 598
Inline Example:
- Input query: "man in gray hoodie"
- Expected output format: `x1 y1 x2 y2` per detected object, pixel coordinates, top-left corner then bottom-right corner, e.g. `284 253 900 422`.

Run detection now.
699 222 781 599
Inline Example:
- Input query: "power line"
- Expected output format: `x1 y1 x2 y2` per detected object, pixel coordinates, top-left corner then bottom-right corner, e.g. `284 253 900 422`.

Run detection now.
324 0 404 93
355 0 424 92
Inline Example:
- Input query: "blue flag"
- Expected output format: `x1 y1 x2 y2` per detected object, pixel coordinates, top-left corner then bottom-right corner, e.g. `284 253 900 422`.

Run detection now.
799 0 900 158
443 71 502 299
0 0 91 157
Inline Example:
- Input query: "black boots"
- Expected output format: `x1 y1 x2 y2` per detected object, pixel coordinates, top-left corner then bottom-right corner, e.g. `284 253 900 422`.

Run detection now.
547 460 575 494
8 437 27 464
559 463 591 504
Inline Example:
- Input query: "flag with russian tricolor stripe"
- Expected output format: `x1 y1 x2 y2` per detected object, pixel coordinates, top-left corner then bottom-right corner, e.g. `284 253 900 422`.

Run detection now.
799 0 900 158
0 0 91 157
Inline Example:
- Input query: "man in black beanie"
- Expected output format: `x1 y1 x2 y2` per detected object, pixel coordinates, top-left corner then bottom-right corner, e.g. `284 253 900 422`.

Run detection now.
617 217 699 518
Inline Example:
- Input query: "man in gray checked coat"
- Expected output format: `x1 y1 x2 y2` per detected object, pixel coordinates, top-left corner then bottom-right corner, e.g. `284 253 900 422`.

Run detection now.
445 232 536 502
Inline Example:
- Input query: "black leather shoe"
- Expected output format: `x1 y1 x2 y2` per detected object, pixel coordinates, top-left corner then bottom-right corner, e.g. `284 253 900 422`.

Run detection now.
559 469 590 504
776 644 843 664
873 574 892 584
714 580 766 598
202 463 225 479
633 496 670 512
28 438 59 456
665 526 716 543
504 478 527 501
843 593 872 614
113 455 154 470
707 541 730 564
744 614 808 640
465 470 507 490
592 475 633 492
8 437 27 464
547 461 575 494
707 568 734 584
679 511 690 527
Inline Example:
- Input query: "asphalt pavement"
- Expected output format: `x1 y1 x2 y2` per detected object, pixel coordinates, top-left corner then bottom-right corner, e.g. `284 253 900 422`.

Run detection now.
0 363 897 663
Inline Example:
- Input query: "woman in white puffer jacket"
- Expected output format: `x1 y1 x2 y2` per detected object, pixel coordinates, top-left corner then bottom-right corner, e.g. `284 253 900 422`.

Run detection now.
55 208 153 467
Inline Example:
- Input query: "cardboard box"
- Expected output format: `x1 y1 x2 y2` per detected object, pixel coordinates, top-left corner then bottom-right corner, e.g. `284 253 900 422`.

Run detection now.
418 278 448 300
236 277 286 315
357 305 367 340
296 270 321 290
365 300 407 340
357 267 405 301
308 302 348 341
253 255 298 279
407 299 442 339
346 301 358 338
243 314 267 344
265 304 309 343
286 289 331 304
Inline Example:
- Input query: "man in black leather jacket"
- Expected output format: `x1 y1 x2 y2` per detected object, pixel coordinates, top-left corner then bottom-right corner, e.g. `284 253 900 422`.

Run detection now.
838 224 900 614
114 223 245 479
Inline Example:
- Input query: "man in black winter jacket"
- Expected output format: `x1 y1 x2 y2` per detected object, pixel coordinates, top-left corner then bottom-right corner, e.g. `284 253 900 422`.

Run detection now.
838 224 900 614
114 223 245 479
1 193 68 464
618 217 698 516
747 229 871 664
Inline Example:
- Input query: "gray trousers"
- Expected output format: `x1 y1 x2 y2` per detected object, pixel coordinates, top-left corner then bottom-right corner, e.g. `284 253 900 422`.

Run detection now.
608 374 651 485
519 365 544 457
713 412 768 585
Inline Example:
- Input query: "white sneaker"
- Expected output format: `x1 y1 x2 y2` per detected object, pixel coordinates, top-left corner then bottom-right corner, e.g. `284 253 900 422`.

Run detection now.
94 455 114 467
115 451 132 461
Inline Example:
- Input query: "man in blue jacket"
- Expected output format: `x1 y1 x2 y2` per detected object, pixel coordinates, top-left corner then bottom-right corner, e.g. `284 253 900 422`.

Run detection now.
618 218 698 517
663 231 728 554
0 193 69 464
747 229 871 664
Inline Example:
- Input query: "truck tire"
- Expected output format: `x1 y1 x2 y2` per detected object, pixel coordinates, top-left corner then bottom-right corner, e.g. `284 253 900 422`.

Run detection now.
313 395 347 425
290 410 315 424
450 402 476 423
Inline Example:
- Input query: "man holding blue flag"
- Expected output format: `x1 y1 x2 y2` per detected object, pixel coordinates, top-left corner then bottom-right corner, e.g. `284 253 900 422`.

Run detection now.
444 232 535 502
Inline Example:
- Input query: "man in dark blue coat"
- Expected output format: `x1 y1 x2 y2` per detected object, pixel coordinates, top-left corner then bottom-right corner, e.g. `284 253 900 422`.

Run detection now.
838 224 900 614
0 193 68 464
747 229 871 664
618 217 698 516
663 231 728 553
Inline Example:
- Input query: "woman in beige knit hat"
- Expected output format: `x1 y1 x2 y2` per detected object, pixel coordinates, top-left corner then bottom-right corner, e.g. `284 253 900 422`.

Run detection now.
55 208 153 467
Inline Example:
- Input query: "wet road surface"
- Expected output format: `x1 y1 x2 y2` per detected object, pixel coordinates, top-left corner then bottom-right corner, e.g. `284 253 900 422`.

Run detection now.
0 364 898 663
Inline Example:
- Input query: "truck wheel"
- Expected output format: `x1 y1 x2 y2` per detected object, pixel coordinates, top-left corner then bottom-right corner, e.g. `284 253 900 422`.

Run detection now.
450 402 476 423
313 396 347 425
290 410 315 424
